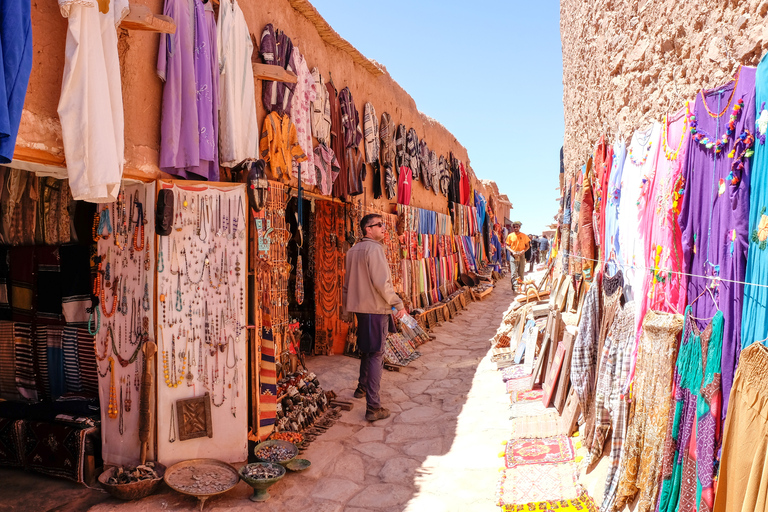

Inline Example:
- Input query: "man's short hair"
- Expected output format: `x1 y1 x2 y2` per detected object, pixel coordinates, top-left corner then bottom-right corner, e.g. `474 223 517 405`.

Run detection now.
360 213 383 234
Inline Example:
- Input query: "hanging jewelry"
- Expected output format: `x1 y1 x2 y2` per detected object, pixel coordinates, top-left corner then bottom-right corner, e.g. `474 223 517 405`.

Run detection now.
162 328 186 388
124 375 132 412
107 357 117 419
120 281 129 316
175 273 183 312
158 237 165 273
119 384 124 434
170 239 180 275
101 277 119 318
169 403 176 443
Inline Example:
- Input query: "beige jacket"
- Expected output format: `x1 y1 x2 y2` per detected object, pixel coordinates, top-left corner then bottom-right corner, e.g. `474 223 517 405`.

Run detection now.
342 238 404 315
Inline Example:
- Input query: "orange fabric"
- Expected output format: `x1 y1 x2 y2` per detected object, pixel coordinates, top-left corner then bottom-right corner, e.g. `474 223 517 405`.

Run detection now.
259 111 307 179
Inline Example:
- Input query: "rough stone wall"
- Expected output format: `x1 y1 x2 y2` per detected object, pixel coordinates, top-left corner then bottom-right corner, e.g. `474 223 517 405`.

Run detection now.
560 0 768 177
21 0 499 216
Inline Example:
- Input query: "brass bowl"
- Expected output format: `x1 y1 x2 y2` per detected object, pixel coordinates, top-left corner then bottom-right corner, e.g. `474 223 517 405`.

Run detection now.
98 463 166 501
253 439 298 467
239 462 286 501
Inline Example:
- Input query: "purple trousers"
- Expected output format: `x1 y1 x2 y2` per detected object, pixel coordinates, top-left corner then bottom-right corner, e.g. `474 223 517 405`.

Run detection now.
355 313 389 409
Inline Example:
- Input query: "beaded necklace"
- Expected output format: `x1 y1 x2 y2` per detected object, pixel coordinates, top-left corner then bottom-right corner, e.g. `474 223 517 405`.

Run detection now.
661 102 690 161
628 139 653 166
688 97 744 154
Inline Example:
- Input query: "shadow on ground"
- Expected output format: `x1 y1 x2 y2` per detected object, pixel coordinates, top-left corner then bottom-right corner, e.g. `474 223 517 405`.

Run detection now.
0 280 518 512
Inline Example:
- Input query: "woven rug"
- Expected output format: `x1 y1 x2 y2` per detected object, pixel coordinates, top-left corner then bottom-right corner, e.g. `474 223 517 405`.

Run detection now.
509 400 549 418
511 388 544 403
506 376 531 393
505 435 575 468
498 462 578 507
501 365 528 382
511 412 562 438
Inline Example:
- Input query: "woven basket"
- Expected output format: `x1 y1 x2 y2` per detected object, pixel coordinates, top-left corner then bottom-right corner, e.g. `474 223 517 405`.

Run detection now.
427 308 438 327
458 293 467 309
448 300 457 316
416 314 428 332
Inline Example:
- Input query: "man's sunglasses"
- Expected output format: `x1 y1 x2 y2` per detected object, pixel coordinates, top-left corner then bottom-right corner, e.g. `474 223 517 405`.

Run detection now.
367 222 384 228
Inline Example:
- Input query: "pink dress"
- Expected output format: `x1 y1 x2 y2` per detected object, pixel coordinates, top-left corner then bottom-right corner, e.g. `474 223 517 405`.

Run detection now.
638 106 689 324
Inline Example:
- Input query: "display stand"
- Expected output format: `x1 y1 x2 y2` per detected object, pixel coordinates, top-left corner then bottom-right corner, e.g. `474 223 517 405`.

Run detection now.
94 181 156 466
154 181 248 466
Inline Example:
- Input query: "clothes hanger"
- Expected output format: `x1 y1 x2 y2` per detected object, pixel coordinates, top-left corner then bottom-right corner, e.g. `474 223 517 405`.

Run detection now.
688 278 720 311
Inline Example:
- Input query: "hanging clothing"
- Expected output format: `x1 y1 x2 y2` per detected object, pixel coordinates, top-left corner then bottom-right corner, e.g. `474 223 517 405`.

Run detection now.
438 155 450 196
313 143 340 197
310 67 330 144
157 0 218 180
58 0 128 202
571 278 602 447
742 56 768 349
429 150 439 194
598 301 636 512
614 310 684 512
397 166 412 205
579 155 597 282
658 306 723 512
406 128 419 180
604 140 626 275
380 112 396 200
593 136 613 262
218 0 258 167
0 0 32 163
619 122 661 303
258 111 307 180
679 65 756 422
459 161 470 205
420 141 430 190
259 24 295 116
588 270 625 466
363 102 379 165
288 47 316 185
638 106 689 331
327 81 347 198
714 342 768 512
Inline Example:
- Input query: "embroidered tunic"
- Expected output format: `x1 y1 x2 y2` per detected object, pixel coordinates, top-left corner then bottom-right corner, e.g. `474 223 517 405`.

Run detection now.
288 47 315 185
604 141 626 276
679 66 756 420
58 0 128 202
310 67 330 145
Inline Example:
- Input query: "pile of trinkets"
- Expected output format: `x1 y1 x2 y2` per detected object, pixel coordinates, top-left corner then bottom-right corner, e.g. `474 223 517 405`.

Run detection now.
107 462 159 484
274 370 329 434
241 464 283 480
169 465 238 494
268 431 303 445
254 445 296 463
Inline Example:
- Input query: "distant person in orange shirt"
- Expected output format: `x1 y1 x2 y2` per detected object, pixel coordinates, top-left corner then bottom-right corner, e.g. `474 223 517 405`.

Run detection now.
505 221 530 292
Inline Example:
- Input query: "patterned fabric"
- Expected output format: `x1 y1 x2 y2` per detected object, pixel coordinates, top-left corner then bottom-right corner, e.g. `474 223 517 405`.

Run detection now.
70 327 98 397
309 67 330 144
288 48 316 185
600 302 636 512
338 87 362 149
657 307 723 512
14 322 36 401
36 246 63 325
420 140 430 189
379 113 396 199
588 270 624 465
59 245 91 325
363 102 379 164
258 326 277 435
570 277 601 448
438 154 450 196
0 246 9 320
0 418 22 467
614 310 683 512
20 420 98 483
9 246 34 323
395 123 407 169
406 128 419 179
0 321 16 398
511 412 562 439
313 143 341 196
259 111 308 180
500 463 579 506
429 150 439 194
62 326 81 393
260 24 295 116
505 435 575 468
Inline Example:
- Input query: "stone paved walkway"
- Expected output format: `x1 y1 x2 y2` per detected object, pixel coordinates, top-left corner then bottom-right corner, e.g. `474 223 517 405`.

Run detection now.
0 280 517 512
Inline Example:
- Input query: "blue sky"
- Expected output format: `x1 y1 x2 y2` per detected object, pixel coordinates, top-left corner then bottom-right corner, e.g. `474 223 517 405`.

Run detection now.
310 0 564 235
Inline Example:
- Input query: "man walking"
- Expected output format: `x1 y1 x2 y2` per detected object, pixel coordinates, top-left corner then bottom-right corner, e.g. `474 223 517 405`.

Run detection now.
538 235 549 263
342 214 406 421
505 221 530 292
528 234 539 272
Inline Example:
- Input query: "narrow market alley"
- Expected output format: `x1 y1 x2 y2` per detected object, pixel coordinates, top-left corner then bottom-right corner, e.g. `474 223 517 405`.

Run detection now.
0 278 523 512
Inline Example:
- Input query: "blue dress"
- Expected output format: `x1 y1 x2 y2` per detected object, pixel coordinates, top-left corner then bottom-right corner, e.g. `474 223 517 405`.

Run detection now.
0 0 33 163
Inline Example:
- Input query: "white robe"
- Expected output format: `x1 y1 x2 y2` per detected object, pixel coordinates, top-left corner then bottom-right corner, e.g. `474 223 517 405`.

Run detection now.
217 0 258 167
58 0 127 203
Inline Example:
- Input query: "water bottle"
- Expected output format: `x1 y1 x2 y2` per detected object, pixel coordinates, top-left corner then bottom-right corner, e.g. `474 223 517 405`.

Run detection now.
392 307 418 329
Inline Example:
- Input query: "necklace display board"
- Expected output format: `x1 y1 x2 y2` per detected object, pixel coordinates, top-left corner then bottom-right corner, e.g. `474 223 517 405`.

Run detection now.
93 181 156 466
155 181 248 466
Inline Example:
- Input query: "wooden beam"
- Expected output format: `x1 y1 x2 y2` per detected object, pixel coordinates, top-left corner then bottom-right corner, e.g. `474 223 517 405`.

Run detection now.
253 63 298 84
120 4 176 34
13 146 65 167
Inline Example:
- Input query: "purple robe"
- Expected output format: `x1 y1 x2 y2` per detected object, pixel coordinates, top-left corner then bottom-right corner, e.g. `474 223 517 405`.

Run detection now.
678 65 756 422
157 0 218 180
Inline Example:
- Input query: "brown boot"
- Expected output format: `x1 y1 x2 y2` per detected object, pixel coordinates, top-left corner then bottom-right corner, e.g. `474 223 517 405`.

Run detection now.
365 407 390 421
354 386 366 399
